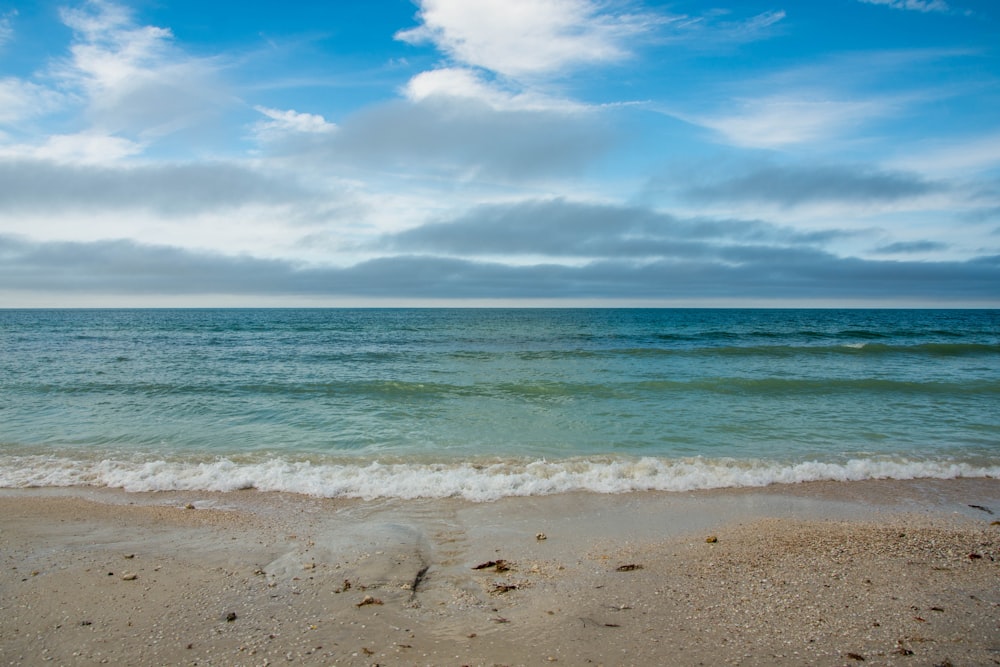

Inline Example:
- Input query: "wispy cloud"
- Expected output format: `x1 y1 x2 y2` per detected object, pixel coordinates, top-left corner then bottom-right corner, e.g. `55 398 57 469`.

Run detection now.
0 1 232 166
890 132 1000 176
52 0 230 143
657 8 787 48
740 9 786 32
858 0 952 13
0 79 64 125
687 95 890 149
667 46 981 152
0 10 15 48
0 133 143 164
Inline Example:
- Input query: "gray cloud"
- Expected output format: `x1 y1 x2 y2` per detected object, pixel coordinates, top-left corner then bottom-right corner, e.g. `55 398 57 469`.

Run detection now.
0 158 334 217
2 234 997 303
875 240 949 254
679 163 943 206
378 198 856 257
964 206 1000 224
264 98 616 181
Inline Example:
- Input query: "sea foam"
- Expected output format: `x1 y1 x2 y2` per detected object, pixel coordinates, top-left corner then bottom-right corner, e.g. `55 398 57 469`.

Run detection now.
1 455 996 502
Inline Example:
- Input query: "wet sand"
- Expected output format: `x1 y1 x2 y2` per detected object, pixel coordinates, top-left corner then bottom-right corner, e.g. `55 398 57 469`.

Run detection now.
1 479 998 666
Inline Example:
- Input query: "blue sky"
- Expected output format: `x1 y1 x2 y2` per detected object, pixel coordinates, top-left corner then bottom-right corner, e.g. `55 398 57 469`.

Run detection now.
1 0 998 306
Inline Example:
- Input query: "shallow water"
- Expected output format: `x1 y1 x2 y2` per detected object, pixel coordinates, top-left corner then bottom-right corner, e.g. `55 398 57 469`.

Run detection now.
1 308 997 499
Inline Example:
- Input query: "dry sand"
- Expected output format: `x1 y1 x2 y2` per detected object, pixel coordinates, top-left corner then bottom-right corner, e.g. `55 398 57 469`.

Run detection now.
1 479 998 666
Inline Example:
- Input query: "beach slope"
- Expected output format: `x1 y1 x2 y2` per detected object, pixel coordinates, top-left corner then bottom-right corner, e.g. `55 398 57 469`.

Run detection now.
1 479 998 666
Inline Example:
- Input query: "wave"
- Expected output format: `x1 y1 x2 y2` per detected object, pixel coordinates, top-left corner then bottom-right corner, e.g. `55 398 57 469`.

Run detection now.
14 374 999 403
640 342 999 358
636 377 1000 395
506 342 1000 361
1 454 996 502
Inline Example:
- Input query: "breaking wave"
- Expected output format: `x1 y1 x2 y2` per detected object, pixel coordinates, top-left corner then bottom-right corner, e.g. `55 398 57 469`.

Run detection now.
1 454 996 503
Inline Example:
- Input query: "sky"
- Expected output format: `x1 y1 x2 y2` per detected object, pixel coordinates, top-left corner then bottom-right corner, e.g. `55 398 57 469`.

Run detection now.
0 0 998 307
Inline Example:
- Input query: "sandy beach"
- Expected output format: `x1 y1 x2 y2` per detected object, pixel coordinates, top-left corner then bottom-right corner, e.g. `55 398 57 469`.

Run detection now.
1 479 998 666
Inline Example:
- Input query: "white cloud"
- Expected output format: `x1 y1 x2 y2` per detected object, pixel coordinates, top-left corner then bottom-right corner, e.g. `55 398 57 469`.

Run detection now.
59 1 174 89
858 0 951 12
889 132 1000 176
0 132 143 164
393 0 649 115
402 67 585 112
0 1 228 165
253 106 338 140
395 0 651 79
53 0 230 139
0 79 65 124
392 1 794 133
0 10 15 48
742 9 786 31
689 95 889 149
669 8 787 45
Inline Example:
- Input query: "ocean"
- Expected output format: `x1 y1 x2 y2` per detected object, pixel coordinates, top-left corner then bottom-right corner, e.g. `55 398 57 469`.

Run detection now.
1 308 997 501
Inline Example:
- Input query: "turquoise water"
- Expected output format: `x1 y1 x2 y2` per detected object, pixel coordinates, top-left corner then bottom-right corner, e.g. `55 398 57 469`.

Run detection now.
1 309 998 500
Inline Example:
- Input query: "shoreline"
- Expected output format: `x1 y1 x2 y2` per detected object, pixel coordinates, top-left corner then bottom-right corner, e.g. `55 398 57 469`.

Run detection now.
2 478 998 666
4 453 998 502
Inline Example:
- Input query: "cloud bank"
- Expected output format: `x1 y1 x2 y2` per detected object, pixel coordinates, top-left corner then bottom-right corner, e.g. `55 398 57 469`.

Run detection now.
3 193 997 304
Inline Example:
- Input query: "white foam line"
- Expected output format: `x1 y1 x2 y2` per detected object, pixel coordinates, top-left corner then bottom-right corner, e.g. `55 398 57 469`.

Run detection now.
1 455 997 502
